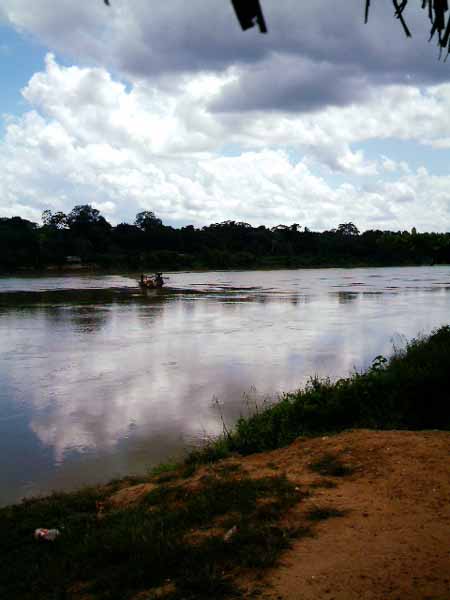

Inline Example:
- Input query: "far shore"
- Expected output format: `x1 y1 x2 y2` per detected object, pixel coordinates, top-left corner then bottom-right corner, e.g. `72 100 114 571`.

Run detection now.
0 260 442 278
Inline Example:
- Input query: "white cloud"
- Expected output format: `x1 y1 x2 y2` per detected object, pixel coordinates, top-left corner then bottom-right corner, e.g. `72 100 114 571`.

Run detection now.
2 1 448 89
1 55 450 231
381 156 398 173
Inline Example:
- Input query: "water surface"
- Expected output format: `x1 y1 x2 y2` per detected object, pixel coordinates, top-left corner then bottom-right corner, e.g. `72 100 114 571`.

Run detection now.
1 267 449 505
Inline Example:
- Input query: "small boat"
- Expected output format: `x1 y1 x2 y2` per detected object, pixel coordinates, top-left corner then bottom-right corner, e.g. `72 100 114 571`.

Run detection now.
139 273 164 289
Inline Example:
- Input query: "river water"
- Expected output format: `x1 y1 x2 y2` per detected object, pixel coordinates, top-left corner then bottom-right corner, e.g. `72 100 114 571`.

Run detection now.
1 266 449 506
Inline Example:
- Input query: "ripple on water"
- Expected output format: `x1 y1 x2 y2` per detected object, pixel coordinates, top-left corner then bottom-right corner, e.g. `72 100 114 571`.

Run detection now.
2 266 450 505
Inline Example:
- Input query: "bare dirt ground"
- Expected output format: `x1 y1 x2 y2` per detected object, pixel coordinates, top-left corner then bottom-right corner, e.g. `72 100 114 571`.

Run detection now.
239 430 450 600
109 429 450 600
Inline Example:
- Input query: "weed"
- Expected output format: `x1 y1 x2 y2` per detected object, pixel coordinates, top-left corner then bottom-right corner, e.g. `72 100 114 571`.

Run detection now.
149 461 181 477
149 461 197 484
308 453 354 477
0 473 303 600
179 463 197 479
187 326 450 461
185 438 231 466
155 471 180 484
214 462 242 475
305 506 348 522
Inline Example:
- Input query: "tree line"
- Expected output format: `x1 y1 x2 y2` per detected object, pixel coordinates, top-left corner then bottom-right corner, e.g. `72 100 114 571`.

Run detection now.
1 204 449 272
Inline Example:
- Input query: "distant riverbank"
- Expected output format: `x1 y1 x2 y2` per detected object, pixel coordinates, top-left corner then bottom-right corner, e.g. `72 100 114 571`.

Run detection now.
0 256 439 277
3 208 450 274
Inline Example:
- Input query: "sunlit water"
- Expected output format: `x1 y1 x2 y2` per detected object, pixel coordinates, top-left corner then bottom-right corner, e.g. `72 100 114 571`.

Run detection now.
1 267 450 505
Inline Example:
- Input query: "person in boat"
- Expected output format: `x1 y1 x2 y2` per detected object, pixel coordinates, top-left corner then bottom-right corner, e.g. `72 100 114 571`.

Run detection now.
139 273 164 288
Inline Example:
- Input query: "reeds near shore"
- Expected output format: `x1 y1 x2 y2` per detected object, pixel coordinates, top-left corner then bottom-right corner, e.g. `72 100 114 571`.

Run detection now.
189 325 450 460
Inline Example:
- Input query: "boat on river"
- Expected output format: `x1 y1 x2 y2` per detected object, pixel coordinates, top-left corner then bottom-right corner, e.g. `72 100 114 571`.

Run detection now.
139 273 164 289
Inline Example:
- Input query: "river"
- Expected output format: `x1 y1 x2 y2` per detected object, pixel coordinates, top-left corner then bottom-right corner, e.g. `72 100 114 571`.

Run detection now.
1 266 449 505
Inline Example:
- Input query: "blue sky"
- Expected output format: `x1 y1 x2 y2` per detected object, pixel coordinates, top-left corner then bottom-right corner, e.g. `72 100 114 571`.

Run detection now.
360 139 450 177
0 25 47 123
1 1 450 232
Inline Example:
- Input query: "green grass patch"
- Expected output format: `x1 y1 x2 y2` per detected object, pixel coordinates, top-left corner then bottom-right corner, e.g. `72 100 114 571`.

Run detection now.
186 326 450 461
148 461 181 477
148 460 197 484
0 473 303 600
185 437 232 467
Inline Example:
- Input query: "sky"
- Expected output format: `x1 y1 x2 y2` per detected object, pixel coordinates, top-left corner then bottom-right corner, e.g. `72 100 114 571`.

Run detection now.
1 0 450 232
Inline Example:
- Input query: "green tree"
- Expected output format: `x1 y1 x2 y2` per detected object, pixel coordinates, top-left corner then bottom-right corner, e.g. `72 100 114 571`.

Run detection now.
134 211 163 231
42 209 68 229
66 205 109 229
66 205 112 257
0 217 40 270
40 210 69 265
337 223 360 237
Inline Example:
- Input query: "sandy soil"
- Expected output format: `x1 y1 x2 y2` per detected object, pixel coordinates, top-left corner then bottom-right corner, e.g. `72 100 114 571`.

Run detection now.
108 429 450 600
239 430 450 600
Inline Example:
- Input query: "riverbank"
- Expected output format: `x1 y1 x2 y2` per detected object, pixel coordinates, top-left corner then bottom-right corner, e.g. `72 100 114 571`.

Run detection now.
0 258 439 277
187 324 450 462
3 429 449 600
2 327 450 599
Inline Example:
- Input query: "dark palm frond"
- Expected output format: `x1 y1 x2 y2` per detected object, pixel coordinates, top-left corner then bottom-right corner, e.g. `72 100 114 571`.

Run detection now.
102 0 450 55
365 0 450 54
231 0 267 33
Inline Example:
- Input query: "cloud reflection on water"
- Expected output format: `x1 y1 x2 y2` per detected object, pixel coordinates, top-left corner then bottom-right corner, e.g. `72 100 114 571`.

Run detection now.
1 266 450 503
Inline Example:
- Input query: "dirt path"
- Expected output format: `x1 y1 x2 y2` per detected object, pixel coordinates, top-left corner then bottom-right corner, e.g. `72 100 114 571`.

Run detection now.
239 430 450 600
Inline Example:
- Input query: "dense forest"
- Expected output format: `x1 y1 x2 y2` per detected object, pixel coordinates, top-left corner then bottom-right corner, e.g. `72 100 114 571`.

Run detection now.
1 205 449 272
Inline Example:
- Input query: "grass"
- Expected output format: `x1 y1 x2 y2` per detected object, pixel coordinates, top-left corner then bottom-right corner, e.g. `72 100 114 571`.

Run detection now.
0 472 306 600
187 325 450 462
149 461 197 484
309 453 355 477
